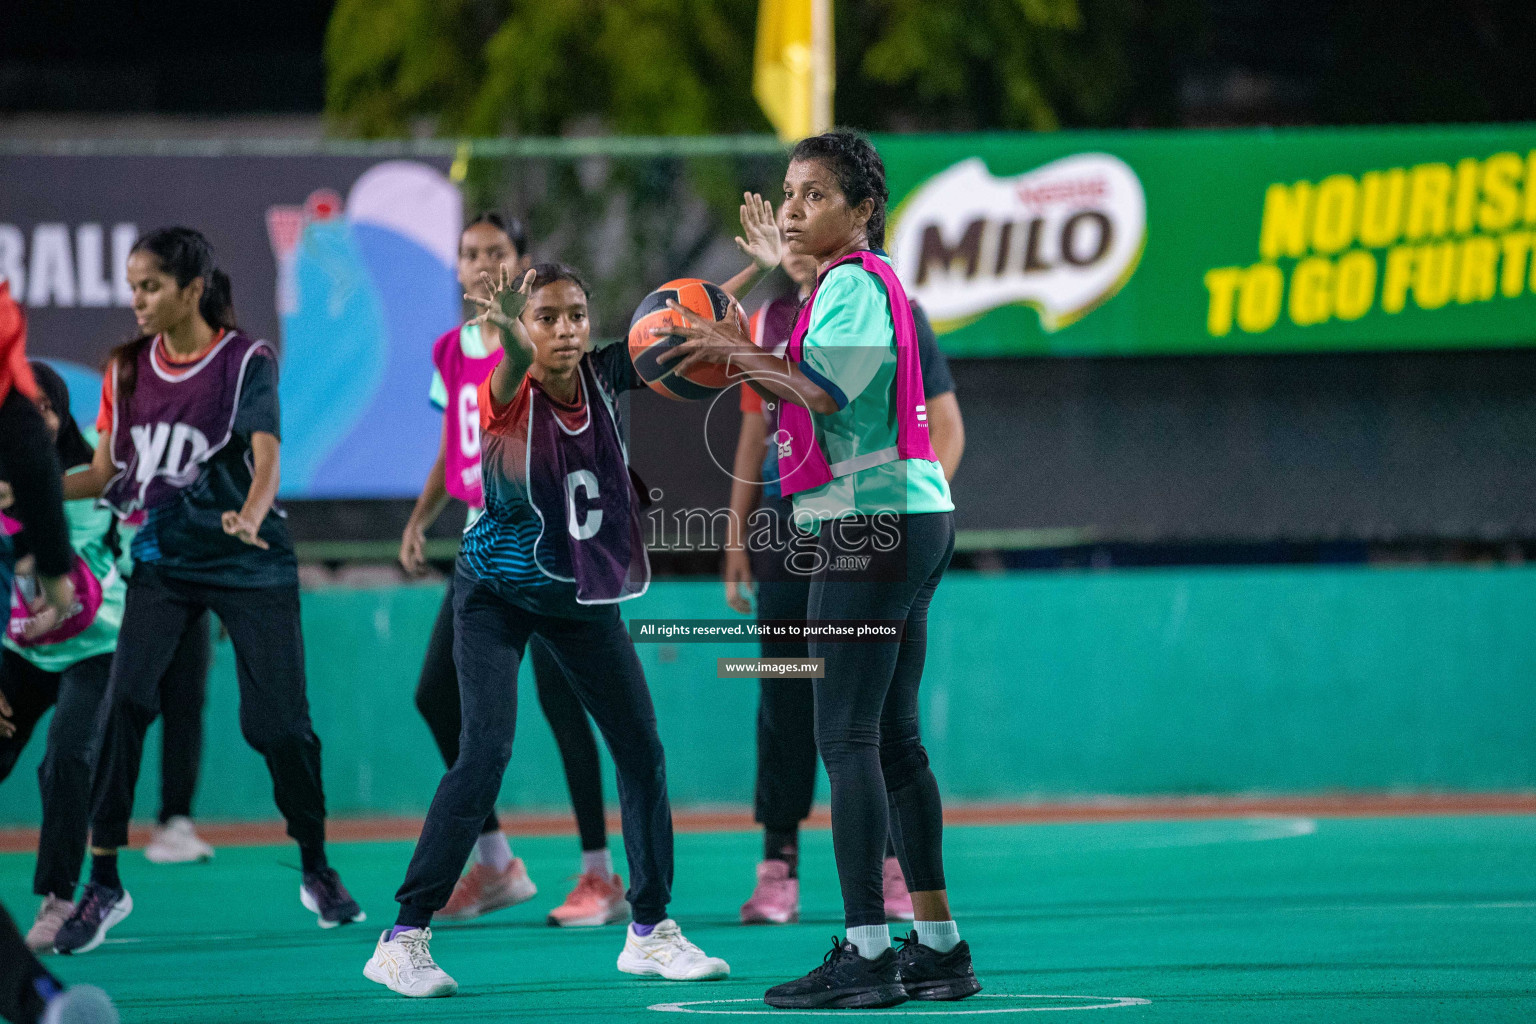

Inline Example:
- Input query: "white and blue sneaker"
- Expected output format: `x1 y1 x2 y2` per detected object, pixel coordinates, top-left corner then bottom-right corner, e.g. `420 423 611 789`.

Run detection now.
364 928 458 998
617 919 730 980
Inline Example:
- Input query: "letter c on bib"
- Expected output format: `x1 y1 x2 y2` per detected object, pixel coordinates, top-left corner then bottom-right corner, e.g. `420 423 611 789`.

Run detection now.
565 470 602 540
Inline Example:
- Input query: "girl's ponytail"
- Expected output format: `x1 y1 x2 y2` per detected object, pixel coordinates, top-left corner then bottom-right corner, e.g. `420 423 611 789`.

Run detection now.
200 267 237 330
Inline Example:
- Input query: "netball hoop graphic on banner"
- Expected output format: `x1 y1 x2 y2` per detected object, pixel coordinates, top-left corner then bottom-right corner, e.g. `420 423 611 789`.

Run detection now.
891 153 1146 338
266 161 462 497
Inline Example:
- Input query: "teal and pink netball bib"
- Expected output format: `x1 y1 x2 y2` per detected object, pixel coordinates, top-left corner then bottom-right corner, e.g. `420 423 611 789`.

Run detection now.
777 251 937 497
3 511 108 648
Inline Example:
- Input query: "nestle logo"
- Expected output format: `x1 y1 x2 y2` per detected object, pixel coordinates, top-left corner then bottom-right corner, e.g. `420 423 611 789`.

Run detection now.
1016 177 1109 210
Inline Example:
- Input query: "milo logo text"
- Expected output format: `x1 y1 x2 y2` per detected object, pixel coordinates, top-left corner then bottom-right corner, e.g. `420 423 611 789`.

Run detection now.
892 154 1146 331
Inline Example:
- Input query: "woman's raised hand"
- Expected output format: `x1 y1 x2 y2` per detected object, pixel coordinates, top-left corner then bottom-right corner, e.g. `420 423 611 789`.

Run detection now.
468 266 536 334
735 193 781 271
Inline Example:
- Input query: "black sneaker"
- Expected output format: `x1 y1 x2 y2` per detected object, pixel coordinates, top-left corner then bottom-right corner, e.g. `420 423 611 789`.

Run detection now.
300 867 366 929
895 932 982 1001
53 884 133 955
764 937 908 1009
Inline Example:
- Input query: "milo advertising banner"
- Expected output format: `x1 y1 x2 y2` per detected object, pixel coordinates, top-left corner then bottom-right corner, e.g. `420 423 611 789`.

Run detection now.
880 125 1536 356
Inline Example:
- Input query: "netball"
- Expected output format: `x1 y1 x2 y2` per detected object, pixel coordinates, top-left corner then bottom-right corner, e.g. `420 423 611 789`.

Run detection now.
627 278 748 401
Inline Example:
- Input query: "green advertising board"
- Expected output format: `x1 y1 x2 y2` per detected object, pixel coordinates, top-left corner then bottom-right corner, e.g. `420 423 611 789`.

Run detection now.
878 125 1536 356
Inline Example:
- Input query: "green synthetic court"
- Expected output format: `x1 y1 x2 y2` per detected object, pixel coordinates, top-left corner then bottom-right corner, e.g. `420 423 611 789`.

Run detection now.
4 814 1533 1022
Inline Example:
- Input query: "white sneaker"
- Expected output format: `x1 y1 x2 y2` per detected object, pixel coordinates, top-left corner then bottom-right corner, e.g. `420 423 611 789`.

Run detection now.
27 895 74 952
143 817 214 864
617 919 730 980
363 928 458 998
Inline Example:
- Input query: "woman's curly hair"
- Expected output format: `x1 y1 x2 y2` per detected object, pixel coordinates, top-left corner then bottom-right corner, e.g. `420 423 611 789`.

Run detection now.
790 129 890 249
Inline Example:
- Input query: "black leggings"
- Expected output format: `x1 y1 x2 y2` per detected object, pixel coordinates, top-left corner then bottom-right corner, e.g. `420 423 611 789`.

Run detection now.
0 651 111 900
414 586 608 850
0 614 212 897
749 497 817 833
92 567 326 856
396 570 671 927
156 611 211 824
808 512 954 929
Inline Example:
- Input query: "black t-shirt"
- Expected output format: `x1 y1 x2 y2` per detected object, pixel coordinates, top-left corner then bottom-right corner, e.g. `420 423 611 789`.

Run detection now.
128 351 297 589
912 301 956 399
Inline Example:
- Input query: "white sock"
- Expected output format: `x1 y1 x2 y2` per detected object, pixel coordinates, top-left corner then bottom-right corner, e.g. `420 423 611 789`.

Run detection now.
914 919 960 953
847 924 891 959
581 847 613 878
476 831 512 872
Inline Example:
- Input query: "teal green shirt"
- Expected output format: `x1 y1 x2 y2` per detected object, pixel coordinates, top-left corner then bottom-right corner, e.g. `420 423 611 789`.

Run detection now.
3 471 128 673
791 256 953 530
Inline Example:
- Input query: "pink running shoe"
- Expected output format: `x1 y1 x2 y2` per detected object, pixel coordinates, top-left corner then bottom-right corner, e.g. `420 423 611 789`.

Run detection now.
741 859 800 924
434 858 537 922
547 871 630 927
883 856 914 921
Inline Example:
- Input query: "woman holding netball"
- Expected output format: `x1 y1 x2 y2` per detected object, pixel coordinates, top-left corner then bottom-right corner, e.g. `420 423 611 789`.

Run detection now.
728 247 965 928
661 129 981 1009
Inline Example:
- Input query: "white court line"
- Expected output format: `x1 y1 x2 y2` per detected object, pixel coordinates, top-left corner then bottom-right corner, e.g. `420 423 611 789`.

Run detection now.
1309 901 1536 912
101 932 272 946
1116 817 1317 849
649 995 1151 1015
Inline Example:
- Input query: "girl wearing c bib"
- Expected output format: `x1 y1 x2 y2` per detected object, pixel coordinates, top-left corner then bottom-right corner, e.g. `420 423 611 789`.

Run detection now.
365 264 730 999
401 214 625 928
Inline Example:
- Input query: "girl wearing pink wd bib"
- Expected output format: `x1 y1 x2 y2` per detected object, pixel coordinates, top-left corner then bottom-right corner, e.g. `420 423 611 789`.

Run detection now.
400 215 626 929
660 130 978 1010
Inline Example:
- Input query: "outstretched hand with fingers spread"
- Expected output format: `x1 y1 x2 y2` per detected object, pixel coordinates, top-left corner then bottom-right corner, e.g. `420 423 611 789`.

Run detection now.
468 266 538 365
736 193 781 271
469 267 535 333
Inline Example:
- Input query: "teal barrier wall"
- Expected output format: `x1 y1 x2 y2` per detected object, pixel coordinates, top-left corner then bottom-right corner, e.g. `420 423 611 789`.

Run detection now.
3 566 1534 825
